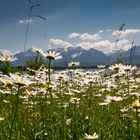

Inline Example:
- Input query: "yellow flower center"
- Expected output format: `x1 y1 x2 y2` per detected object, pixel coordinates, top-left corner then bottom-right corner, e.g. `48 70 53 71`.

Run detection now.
47 55 55 60
131 101 139 108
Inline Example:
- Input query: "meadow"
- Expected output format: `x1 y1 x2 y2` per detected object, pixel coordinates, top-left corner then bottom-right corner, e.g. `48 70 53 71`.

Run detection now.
0 49 140 140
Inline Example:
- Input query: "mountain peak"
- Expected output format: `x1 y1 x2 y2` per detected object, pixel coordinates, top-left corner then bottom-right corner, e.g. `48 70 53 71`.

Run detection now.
12 46 140 67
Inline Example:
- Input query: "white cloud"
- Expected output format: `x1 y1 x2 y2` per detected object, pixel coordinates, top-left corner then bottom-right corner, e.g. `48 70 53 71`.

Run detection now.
112 29 140 38
80 33 101 41
68 32 80 38
19 19 32 24
76 39 131 54
99 30 103 33
76 42 95 50
68 32 102 41
0 50 12 56
48 30 133 54
93 40 111 47
48 39 71 48
111 39 131 52
76 40 111 51
106 29 112 32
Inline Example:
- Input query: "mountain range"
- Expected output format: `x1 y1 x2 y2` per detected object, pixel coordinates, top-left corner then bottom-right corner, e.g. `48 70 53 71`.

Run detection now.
12 46 140 67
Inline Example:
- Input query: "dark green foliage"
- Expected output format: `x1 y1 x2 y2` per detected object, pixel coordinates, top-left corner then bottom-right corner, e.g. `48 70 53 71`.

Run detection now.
0 62 18 75
26 55 47 72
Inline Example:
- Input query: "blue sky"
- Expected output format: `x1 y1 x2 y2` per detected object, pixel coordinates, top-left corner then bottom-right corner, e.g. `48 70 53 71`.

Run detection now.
0 0 140 54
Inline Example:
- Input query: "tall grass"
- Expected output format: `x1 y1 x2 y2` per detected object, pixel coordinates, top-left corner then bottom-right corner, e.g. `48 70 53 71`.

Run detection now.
0 63 140 139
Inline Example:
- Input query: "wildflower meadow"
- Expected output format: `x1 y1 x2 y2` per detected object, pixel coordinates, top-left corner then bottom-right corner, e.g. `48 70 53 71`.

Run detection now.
0 48 140 140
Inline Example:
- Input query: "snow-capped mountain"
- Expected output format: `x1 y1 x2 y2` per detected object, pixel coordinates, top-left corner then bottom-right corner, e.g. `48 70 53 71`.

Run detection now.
53 47 111 66
12 47 110 67
12 45 140 67
12 48 37 66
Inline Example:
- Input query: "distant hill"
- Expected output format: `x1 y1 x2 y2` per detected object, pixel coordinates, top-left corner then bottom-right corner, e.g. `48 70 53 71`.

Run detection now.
121 45 140 65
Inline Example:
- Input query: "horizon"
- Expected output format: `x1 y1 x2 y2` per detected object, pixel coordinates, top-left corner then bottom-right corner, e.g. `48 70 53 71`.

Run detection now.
1 42 140 56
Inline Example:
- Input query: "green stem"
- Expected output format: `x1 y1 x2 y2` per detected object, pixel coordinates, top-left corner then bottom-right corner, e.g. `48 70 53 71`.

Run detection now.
9 85 20 140
4 61 9 75
48 59 51 84
136 108 140 139
35 52 39 70
25 97 30 139
127 71 129 95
